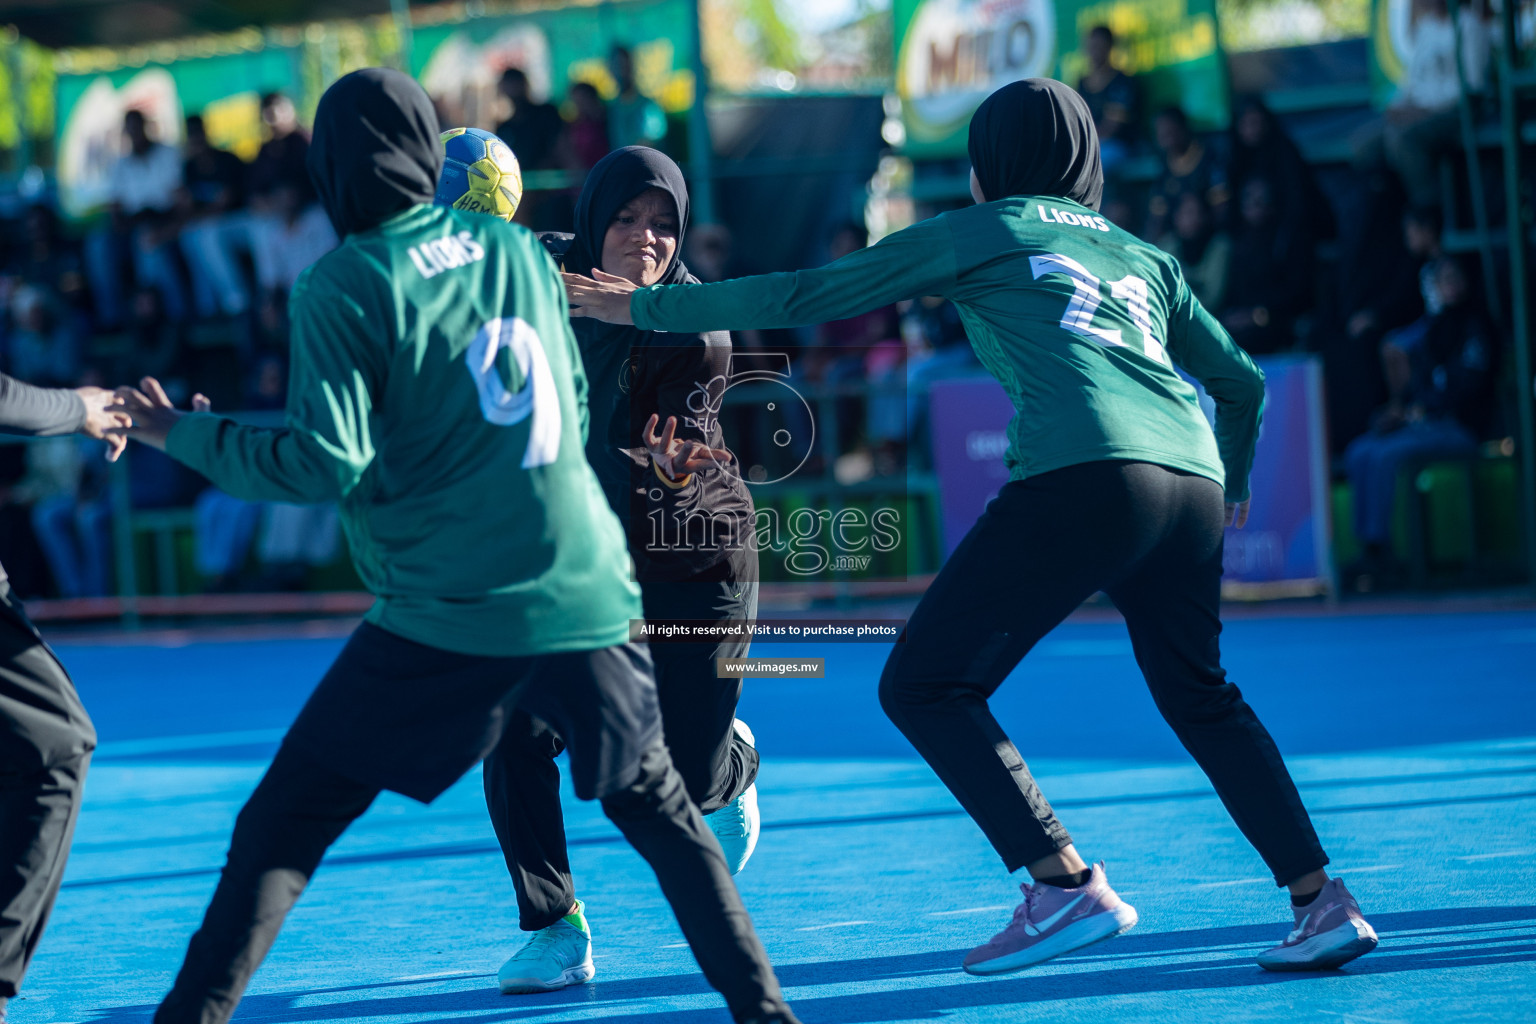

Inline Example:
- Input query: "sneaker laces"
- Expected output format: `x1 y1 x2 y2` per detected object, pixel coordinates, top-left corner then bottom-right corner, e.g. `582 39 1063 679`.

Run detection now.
1012 884 1041 927
513 924 569 960
710 794 748 835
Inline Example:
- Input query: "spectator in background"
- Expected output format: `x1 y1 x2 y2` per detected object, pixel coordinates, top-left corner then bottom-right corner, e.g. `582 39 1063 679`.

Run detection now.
5 285 79 386
1373 0 1492 206
1076 25 1139 173
178 114 250 320
247 92 321 316
1345 255 1499 584
10 205 88 318
561 82 611 173
1145 105 1227 240
495 68 563 171
28 370 113 599
608 45 667 150
247 93 312 210
1158 191 1230 311
1229 95 1337 247
250 181 338 342
495 67 566 231
86 110 188 327
193 354 286 591
1220 178 1313 355
903 296 978 457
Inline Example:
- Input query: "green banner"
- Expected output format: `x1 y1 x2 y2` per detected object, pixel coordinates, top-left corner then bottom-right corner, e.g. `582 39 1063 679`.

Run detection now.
55 48 299 219
412 0 695 125
894 0 1227 159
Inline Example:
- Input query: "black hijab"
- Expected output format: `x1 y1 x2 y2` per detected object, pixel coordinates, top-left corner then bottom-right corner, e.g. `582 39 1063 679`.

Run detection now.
967 78 1104 211
565 146 692 285
307 67 443 237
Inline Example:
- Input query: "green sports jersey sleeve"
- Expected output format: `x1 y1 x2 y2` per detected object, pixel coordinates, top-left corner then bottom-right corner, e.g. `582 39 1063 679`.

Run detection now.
632 195 1258 506
166 265 384 503
632 217 959 333
1164 276 1266 502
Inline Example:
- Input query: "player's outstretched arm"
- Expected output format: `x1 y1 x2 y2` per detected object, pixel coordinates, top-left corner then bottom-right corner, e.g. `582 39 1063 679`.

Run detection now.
565 217 958 335
0 371 130 461
116 273 384 505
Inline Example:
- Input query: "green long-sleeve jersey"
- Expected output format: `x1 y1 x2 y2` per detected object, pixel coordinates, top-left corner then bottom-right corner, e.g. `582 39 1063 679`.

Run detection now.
633 196 1265 501
166 204 640 656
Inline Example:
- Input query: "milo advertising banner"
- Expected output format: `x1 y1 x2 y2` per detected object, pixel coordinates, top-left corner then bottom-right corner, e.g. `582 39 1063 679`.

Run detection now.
894 0 1227 158
55 48 299 220
412 0 695 131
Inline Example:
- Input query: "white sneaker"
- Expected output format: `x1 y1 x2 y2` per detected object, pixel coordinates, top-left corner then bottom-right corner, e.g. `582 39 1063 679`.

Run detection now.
497 900 595 994
705 719 761 874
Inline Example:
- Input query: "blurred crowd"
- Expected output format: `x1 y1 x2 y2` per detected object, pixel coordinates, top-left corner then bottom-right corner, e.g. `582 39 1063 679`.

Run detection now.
0 7 1519 598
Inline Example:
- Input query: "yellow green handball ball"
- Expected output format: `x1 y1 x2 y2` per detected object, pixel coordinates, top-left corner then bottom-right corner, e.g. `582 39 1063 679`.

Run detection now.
436 127 523 222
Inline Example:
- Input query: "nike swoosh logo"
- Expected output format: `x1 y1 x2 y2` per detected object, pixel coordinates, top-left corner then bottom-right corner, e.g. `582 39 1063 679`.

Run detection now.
1287 913 1311 943
1026 893 1087 936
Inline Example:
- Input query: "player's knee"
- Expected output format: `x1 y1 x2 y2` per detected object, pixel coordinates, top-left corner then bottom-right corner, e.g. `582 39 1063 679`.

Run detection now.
878 654 946 718
599 747 689 823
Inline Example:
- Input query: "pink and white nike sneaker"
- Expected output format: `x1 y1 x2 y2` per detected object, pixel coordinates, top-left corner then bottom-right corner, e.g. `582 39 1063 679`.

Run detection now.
962 862 1138 975
1256 876 1378 971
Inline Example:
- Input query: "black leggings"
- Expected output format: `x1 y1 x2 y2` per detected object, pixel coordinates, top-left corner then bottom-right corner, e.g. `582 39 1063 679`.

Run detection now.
486 553 760 933
879 461 1328 886
0 591 94 1005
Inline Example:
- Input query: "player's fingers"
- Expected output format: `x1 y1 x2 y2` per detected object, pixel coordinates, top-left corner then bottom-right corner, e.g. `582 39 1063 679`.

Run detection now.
643 413 663 449
105 434 127 462
192 394 211 412
1235 501 1251 529
591 269 628 284
661 416 678 452
115 387 153 413
140 376 172 407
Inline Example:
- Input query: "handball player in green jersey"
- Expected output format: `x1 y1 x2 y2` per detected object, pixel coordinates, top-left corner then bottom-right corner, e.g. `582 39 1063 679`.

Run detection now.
115 69 798 1024
565 78 1379 976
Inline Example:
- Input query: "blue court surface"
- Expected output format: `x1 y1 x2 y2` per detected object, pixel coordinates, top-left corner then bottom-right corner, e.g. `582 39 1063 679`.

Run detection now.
14 607 1536 1024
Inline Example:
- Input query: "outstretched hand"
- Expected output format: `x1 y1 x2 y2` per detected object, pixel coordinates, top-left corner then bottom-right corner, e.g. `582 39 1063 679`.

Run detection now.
563 268 638 324
74 386 132 462
111 377 210 452
643 413 732 482
1224 499 1251 530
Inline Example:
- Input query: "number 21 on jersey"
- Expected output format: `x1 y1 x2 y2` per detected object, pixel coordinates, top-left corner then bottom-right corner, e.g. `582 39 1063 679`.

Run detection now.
1029 253 1168 365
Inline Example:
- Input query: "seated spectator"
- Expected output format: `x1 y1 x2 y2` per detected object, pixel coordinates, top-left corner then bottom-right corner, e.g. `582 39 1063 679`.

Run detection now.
561 82 611 173
1362 0 1492 206
1220 178 1312 355
193 353 286 591
1229 95 1336 245
29 435 111 600
903 296 978 457
251 182 338 343
608 45 668 150
10 205 89 319
1345 255 1499 584
6 284 79 385
1145 105 1227 240
247 92 322 311
1076 25 1139 173
84 110 188 327
1157 192 1230 311
179 114 251 319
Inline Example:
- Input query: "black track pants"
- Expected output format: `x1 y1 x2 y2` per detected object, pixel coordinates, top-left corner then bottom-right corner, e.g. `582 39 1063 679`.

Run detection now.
0 587 94 1005
878 461 1328 886
156 629 787 1024
486 553 760 933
